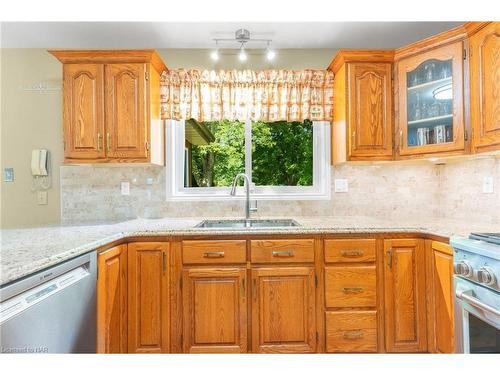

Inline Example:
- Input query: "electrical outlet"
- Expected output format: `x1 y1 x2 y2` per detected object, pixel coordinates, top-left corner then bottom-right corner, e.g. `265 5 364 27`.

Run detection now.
121 181 130 195
482 176 494 194
146 177 154 185
334 179 348 193
37 191 48 205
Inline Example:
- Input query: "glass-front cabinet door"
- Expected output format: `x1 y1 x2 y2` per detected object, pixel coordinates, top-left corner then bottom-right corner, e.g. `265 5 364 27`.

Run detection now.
397 41 465 156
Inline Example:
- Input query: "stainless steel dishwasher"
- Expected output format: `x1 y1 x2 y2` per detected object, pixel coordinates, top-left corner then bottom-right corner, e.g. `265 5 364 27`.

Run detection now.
0 251 96 353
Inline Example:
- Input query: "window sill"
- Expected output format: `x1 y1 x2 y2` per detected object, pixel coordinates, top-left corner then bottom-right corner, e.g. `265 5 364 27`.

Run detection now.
166 190 331 202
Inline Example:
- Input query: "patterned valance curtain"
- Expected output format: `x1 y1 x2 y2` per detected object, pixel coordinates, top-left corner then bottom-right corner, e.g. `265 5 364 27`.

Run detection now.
160 69 334 122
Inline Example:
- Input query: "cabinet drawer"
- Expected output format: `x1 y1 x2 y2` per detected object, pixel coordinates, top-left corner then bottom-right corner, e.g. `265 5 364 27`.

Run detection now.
325 265 376 308
250 239 314 263
182 240 246 264
325 239 376 263
326 311 377 353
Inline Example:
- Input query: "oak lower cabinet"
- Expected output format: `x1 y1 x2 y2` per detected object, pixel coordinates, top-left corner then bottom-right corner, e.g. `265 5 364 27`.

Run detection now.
383 239 427 352
251 267 317 353
426 241 454 353
324 239 379 353
49 50 166 164
182 268 247 353
469 22 500 153
128 242 170 353
97 244 128 353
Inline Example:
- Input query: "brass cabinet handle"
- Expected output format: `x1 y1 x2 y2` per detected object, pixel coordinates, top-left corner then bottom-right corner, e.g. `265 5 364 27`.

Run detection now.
342 287 364 294
343 330 364 339
399 129 403 149
106 132 111 152
252 278 257 300
97 133 102 151
203 251 225 258
162 251 166 275
241 278 246 298
272 250 294 257
387 247 393 269
340 250 364 258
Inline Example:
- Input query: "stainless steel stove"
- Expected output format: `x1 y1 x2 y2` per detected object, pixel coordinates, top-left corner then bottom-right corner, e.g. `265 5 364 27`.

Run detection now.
451 234 500 353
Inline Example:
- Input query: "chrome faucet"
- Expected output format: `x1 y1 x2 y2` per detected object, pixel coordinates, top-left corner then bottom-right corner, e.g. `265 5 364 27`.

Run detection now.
230 173 257 221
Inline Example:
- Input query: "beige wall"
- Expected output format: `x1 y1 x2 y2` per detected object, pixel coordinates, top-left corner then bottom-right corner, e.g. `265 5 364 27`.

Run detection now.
1 49 63 228
0 48 336 228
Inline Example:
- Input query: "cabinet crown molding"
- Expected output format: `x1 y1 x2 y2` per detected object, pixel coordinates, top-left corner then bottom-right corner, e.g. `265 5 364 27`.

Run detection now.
48 49 168 74
328 49 394 74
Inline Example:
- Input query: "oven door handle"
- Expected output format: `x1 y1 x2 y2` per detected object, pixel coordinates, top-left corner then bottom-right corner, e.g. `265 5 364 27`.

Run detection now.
456 290 500 317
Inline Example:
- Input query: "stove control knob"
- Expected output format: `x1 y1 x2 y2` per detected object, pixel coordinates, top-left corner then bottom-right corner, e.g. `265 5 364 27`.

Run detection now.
454 261 473 277
477 267 496 286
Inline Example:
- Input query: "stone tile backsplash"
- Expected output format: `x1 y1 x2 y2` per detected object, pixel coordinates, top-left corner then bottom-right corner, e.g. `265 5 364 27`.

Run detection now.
60 157 500 225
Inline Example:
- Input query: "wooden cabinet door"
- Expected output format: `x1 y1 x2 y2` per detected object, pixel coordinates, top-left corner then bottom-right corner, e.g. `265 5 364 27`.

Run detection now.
105 63 148 160
128 242 169 353
348 62 393 159
384 239 427 352
251 267 316 353
63 64 105 160
426 241 454 353
183 268 247 353
97 244 128 353
470 22 500 152
397 41 465 156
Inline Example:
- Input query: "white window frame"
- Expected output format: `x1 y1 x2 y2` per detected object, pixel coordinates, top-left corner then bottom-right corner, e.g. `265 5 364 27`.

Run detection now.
165 119 330 201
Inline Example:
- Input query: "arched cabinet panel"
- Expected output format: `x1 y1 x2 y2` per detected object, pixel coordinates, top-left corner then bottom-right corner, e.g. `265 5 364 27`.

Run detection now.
63 64 105 159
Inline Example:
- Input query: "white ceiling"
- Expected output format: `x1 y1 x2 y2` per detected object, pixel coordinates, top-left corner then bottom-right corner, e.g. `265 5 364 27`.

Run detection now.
1 22 463 49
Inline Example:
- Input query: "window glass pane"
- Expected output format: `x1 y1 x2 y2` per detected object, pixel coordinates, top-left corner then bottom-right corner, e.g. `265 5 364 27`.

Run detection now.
252 120 313 186
184 119 245 187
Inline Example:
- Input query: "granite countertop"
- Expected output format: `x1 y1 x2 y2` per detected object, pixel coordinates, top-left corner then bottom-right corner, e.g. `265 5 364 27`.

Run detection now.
1 216 498 286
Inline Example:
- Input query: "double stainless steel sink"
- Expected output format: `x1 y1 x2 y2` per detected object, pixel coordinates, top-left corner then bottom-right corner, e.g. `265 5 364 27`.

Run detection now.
195 219 300 229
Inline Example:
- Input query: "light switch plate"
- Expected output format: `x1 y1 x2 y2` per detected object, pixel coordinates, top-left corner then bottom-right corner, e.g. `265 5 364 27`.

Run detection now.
482 176 494 194
3 168 14 182
121 181 130 195
334 178 348 193
37 191 48 205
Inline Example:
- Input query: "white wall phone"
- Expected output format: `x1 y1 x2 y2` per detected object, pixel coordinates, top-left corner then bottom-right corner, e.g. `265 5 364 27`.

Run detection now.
31 149 48 176
31 149 51 191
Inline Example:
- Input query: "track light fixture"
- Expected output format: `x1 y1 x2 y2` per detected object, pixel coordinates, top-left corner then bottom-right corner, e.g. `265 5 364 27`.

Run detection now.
238 43 247 62
210 28 276 63
210 41 219 61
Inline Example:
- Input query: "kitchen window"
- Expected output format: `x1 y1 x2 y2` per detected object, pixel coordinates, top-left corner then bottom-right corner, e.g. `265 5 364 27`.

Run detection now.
166 119 330 200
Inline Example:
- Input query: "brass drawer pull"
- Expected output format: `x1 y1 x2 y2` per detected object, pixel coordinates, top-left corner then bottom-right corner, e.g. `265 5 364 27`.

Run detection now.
342 287 364 294
106 132 111 152
343 330 364 339
203 251 225 258
272 250 294 257
97 133 102 151
340 250 364 258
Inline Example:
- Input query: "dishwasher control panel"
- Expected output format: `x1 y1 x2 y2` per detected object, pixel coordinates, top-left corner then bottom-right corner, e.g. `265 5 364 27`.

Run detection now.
0 266 89 324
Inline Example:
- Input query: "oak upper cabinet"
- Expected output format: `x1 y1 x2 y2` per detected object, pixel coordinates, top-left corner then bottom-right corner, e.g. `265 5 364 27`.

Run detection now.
62 64 105 160
251 267 316 353
426 241 454 353
105 63 147 160
182 268 247 353
329 50 394 164
128 242 169 353
396 41 466 157
97 244 128 353
383 239 427 352
469 22 500 153
49 50 166 164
